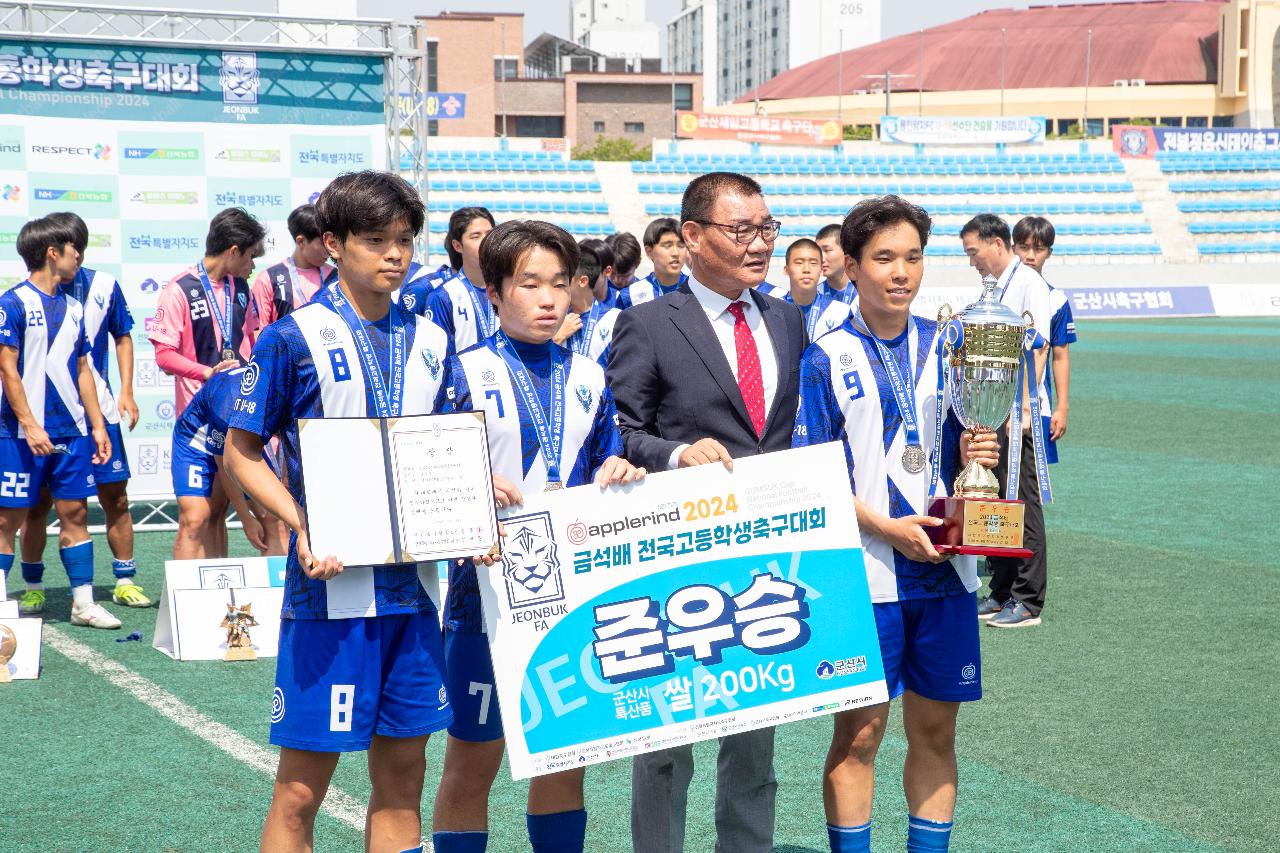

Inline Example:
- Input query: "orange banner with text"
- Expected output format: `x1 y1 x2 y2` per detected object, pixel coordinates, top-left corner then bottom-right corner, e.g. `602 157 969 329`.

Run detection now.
676 111 842 147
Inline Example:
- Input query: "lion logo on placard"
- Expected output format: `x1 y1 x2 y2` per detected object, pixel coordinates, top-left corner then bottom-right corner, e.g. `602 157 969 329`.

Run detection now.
220 52 260 105
501 512 564 608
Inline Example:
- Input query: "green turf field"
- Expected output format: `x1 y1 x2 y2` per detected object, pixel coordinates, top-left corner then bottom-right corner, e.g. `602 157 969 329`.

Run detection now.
1 317 1276 852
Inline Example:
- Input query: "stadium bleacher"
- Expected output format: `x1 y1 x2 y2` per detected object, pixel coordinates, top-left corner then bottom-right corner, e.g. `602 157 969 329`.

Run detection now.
1159 151 1280 257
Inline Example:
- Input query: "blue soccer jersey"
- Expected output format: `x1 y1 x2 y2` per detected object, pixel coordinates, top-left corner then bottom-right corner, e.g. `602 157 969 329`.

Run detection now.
755 281 786 300
821 279 858 306
228 287 453 620
0 282 90 439
62 267 133 427
438 334 622 633
617 271 687 309
566 300 622 367
171 367 245 497
1048 286 1077 347
792 315 978 603
785 291 851 342
398 261 454 316
423 271 496 352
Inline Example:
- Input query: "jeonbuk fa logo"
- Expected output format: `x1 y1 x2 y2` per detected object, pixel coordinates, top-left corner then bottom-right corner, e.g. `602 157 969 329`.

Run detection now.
220 52 260 105
501 512 564 609
1121 129 1149 157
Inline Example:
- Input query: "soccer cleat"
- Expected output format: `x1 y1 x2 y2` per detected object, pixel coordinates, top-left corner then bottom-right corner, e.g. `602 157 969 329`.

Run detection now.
112 584 152 608
18 589 46 616
977 596 1005 620
70 602 122 629
987 600 1042 628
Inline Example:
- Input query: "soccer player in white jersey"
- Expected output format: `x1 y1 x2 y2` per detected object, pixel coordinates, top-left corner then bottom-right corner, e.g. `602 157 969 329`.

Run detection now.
15 212 148 614
431 220 644 853
250 203 335 332
960 213 1053 629
780 237 851 340
817 222 857 306
224 171 453 853
0 216 117 627
418 208 497 353
400 206 495 316
617 217 688 309
793 196 1000 853
552 238 621 367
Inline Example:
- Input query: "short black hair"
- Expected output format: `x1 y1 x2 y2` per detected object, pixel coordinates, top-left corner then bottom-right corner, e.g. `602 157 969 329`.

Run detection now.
604 231 641 274
643 217 682 249
446 206 496 270
579 238 614 276
205 206 267 256
480 220 580 298
46 211 88 254
959 213 1011 249
785 237 822 262
576 238 604 286
16 215 77 272
315 171 424 244
815 223 842 243
1012 216 1056 249
679 172 763 228
840 195 933 262
286 204 322 242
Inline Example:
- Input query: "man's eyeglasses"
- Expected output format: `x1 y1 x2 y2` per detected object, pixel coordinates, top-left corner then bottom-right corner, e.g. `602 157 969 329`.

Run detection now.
696 219 782 244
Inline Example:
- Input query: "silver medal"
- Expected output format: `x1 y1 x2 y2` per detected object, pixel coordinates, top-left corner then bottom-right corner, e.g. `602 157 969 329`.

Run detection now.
544 481 564 492
221 347 236 362
902 445 926 474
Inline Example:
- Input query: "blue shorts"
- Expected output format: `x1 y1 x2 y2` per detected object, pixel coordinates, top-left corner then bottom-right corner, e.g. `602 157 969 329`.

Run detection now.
874 592 982 703
94 422 131 484
271 613 453 752
0 436 95 507
171 439 216 498
443 629 503 742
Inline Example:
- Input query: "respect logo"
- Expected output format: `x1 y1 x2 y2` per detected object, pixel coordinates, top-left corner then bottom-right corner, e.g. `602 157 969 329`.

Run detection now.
93 144 111 161
0 185 18 202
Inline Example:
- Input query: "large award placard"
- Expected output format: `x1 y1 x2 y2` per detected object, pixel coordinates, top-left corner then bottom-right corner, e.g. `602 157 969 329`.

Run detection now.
299 413 500 565
478 442 889 780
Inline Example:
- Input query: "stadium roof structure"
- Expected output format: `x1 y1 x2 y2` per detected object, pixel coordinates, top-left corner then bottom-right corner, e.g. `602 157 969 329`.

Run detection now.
743 0 1227 102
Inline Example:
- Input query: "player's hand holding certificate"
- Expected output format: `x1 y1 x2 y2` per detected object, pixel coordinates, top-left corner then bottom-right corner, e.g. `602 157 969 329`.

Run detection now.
298 412 501 565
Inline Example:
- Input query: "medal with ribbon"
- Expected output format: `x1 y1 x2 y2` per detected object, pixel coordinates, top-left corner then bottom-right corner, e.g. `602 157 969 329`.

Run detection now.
851 311 929 476
495 332 567 490
197 260 237 362
326 282 406 418
459 271 496 340
572 305 602 357
787 293 826 342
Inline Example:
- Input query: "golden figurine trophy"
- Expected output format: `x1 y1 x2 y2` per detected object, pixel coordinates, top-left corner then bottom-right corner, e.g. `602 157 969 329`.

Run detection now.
0 623 17 683
221 590 260 662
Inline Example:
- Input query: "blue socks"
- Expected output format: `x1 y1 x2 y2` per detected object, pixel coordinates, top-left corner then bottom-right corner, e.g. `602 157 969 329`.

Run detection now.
0 553 11 597
431 831 488 853
827 820 872 853
526 809 587 853
60 541 94 589
112 558 137 580
21 560 43 584
907 815 954 852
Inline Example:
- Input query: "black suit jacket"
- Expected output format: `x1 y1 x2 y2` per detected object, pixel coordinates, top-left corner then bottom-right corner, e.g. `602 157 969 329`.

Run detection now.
606 283 808 472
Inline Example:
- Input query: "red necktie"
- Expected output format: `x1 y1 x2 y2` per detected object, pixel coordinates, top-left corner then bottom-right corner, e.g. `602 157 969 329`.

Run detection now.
726 301 766 437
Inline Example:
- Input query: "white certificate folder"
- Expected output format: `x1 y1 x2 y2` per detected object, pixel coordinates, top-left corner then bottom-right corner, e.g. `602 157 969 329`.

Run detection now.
299 412 501 566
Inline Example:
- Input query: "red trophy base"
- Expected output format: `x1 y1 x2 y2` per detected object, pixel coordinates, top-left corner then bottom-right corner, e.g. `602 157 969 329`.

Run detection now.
927 496 1033 559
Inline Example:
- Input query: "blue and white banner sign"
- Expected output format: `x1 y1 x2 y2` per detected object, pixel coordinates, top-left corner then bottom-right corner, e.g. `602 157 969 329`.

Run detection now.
480 442 888 780
881 115 1045 146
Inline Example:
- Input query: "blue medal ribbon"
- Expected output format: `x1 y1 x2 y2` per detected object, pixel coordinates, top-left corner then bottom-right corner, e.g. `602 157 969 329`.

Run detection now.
1005 329 1053 504
326 282 406 418
852 311 925 472
458 271 496 340
572 306 602 357
73 268 87 306
197 260 235 355
995 257 1021 303
785 293 825 341
930 321 960 499
495 332 567 486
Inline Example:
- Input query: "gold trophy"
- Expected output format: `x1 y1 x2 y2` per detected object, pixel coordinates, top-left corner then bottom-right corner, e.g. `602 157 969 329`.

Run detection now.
0 623 17 683
928 275 1035 558
221 590 260 662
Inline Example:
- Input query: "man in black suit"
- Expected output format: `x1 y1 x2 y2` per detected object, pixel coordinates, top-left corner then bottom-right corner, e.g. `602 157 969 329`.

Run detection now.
606 171 808 853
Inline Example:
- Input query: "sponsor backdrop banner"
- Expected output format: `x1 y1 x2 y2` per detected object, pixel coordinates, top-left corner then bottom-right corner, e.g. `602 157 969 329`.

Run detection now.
880 115 1046 146
1112 124 1280 158
0 38 386 499
676 111 842 147
479 443 890 780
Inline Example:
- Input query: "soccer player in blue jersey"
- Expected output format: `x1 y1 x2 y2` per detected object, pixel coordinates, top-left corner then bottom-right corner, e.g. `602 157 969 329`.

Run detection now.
431 220 644 853
412 206 496 347
1012 216 1074 445
0 216 117 627
817 222 856 305
172 367 272 556
224 171 453 853
400 206 494 316
552 238 621 367
792 196 1000 853
780 237 851 340
617 217 688 309
578 238 617 308
604 230 642 291
15 211 148 614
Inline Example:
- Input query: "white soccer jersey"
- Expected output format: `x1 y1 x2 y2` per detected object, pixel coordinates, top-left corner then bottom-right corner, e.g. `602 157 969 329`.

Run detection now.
995 258 1053 416
569 304 622 364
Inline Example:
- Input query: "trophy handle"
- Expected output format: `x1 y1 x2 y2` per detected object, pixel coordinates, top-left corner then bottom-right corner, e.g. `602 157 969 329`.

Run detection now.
937 304 953 328
1022 310 1035 332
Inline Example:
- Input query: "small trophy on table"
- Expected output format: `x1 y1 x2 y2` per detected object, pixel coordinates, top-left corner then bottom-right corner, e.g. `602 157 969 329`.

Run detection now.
0 624 16 683
928 275 1050 558
221 589 260 662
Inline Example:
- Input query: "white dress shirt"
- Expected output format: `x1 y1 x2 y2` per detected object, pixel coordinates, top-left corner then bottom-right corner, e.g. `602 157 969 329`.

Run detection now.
995 257 1053 419
667 274 779 469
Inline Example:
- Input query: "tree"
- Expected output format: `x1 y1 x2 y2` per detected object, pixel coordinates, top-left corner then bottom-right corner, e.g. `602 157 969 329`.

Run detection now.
572 135 652 161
